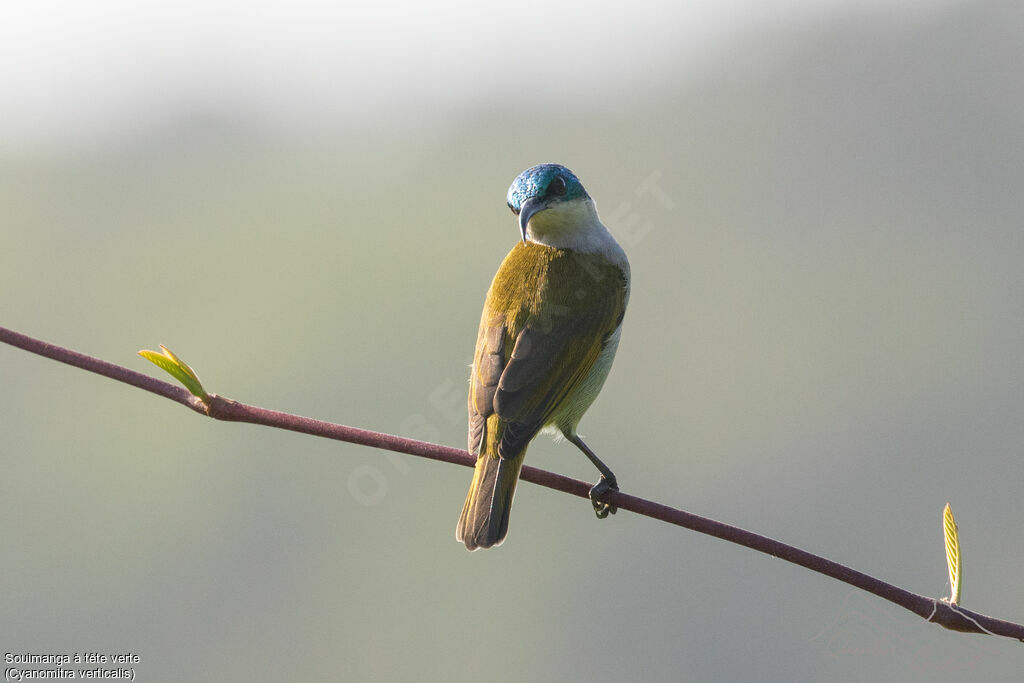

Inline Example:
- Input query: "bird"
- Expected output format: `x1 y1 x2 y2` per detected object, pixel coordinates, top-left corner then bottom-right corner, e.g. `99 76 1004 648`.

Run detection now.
456 163 630 550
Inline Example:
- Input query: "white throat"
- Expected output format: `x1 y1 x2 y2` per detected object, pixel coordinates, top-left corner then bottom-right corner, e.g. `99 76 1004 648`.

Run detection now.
524 198 628 269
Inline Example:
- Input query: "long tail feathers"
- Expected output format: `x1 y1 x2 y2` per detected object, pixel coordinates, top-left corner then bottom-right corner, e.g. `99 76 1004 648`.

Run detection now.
456 450 526 551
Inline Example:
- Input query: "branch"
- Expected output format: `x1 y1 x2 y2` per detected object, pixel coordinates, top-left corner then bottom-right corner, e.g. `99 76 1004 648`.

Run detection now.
2 324 1022 642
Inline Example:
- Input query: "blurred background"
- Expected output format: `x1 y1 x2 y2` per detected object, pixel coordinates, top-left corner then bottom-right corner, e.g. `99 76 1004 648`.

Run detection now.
2 0 1023 680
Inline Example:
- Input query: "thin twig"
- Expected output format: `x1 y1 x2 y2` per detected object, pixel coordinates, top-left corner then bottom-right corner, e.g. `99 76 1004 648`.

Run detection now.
2 324 1022 642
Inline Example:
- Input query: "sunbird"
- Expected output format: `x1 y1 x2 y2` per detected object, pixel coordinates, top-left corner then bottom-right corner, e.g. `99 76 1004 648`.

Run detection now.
456 163 630 550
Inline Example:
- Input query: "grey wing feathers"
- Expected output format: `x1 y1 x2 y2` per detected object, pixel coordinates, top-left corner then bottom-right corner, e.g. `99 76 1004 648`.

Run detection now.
468 323 505 455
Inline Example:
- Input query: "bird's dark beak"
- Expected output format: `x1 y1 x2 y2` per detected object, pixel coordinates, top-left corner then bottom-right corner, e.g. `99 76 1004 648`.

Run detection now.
518 197 545 243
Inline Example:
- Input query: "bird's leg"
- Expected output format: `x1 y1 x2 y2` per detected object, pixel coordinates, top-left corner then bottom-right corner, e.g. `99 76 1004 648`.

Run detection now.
566 435 618 519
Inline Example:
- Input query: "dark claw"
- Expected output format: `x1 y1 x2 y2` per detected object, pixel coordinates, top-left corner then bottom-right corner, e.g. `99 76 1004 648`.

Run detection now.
588 475 618 519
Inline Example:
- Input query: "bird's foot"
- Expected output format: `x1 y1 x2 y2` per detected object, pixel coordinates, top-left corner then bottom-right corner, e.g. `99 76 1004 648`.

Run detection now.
589 475 618 519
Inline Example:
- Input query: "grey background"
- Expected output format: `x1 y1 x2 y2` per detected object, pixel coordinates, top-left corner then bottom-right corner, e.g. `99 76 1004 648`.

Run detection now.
2 1 1023 680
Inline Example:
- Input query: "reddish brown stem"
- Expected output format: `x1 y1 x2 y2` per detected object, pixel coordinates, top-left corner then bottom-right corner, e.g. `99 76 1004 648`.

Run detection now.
2 324 1021 641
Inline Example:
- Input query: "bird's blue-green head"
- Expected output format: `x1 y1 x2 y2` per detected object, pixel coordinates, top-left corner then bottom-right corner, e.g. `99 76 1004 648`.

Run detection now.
507 164 592 243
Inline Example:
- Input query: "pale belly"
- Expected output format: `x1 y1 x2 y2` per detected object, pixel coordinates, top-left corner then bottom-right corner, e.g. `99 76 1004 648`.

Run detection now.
545 323 623 439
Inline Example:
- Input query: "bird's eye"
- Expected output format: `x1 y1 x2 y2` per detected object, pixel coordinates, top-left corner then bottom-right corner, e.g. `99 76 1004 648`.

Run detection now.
548 176 567 196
